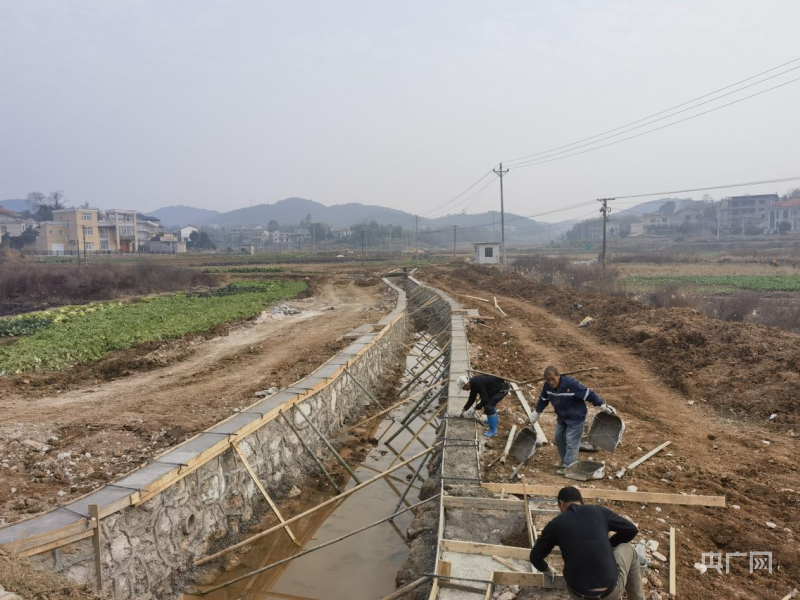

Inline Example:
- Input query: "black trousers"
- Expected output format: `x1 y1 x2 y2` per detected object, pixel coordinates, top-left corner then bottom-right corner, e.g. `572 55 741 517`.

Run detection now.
477 387 510 416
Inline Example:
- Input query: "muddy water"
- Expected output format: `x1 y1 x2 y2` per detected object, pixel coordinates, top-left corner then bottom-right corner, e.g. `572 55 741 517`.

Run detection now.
189 363 441 600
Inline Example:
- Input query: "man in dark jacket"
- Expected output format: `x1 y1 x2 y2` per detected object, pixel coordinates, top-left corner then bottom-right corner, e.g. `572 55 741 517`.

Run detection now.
456 373 509 437
530 487 644 600
531 366 616 474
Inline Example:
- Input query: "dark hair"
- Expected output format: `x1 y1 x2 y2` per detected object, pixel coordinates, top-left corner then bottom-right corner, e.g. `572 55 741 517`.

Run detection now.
557 486 583 505
544 366 560 377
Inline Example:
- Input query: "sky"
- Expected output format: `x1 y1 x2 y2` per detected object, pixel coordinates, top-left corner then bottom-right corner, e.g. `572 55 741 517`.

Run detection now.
1 0 799 223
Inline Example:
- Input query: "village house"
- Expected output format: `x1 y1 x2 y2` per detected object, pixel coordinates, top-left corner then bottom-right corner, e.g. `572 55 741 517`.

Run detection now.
769 197 800 232
0 206 36 237
720 194 778 231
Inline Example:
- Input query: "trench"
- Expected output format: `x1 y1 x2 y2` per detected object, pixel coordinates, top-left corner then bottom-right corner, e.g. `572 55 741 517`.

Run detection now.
184 327 448 600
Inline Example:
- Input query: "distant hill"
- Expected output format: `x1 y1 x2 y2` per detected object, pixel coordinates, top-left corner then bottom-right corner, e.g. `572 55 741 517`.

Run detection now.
615 198 695 217
149 205 221 227
0 199 29 214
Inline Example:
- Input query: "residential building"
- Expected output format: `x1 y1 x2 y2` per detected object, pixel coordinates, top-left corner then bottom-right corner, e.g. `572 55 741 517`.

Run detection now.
179 225 199 242
271 230 294 245
148 233 186 253
720 194 778 231
36 208 101 254
331 228 352 239
769 198 800 232
100 209 138 252
0 207 36 237
673 207 704 224
137 214 162 245
295 228 312 244
230 225 269 246
642 213 671 230
473 242 500 265
629 222 646 236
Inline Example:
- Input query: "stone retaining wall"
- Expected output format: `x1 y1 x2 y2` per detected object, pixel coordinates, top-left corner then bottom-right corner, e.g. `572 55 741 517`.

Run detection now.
0 280 408 599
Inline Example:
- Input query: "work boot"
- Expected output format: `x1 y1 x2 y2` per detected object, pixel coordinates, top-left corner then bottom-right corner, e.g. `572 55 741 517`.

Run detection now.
484 414 499 437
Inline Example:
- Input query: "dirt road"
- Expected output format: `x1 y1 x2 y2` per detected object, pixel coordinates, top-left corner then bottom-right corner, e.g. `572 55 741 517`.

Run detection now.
0 280 389 524
424 266 799 600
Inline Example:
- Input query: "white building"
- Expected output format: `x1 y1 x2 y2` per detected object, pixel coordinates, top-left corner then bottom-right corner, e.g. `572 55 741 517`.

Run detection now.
0 207 36 237
137 214 162 244
179 225 199 242
473 242 500 265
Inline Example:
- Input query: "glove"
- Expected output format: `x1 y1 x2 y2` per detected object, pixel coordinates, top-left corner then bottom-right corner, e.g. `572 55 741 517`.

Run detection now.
544 565 557 585
530 411 541 424
601 404 616 415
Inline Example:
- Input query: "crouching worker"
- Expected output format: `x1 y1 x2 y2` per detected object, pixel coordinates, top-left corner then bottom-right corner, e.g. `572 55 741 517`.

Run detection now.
530 487 645 600
530 366 616 474
456 373 510 437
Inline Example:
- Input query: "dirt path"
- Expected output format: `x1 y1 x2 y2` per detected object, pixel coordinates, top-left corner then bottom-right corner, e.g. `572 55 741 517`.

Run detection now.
0 280 389 524
425 268 799 600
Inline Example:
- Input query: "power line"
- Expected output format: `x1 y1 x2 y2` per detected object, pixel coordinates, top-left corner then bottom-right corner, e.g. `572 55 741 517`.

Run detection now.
416 170 494 218
508 75 800 171
502 55 800 165
609 175 800 201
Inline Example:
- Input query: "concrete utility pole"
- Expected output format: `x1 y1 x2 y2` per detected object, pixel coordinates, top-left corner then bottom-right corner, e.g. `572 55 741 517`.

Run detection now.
389 228 392 255
452 225 457 260
493 163 509 270
415 215 419 267
361 231 365 266
492 211 495 242
717 200 721 240
597 198 613 267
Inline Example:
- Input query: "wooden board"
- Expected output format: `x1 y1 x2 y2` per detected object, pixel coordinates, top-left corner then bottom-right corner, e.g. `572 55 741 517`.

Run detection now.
490 571 566 589
442 495 557 514
482 483 726 507
440 539 530 560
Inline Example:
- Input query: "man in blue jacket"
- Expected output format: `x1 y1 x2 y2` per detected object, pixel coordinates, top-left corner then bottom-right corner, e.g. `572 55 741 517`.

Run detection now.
530 366 616 474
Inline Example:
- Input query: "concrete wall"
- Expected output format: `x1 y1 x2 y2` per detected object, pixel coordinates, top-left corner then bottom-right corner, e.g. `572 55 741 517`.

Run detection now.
2 280 408 599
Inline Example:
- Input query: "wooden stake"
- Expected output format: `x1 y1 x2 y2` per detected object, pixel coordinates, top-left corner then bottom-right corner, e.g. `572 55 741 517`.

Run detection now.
397 344 450 395
522 476 534 547
194 445 440 566
280 412 341 494
488 424 517 468
519 366 598 386
380 576 432 600
387 403 446 468
493 296 507 317
628 441 672 470
343 366 386 411
294 405 361 484
233 442 300 546
481 483 725 507
89 504 102 590
669 526 676 598
463 294 490 303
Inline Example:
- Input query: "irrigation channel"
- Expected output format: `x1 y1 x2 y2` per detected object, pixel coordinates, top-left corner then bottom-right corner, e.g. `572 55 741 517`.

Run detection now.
185 331 448 600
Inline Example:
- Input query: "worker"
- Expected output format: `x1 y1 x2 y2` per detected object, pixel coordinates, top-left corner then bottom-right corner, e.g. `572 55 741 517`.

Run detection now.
456 373 509 437
529 487 644 600
530 366 616 474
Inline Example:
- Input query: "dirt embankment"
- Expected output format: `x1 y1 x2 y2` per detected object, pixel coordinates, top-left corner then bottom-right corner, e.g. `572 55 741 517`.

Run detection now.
0 281 392 525
440 265 800 428
422 265 799 599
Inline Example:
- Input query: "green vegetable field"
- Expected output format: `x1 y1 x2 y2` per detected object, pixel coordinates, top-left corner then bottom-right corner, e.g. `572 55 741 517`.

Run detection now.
202 266 286 274
0 280 306 373
625 275 800 292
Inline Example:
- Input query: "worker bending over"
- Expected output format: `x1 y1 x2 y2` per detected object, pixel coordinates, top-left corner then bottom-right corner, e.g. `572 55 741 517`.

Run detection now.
456 373 509 438
530 487 644 600
530 366 615 474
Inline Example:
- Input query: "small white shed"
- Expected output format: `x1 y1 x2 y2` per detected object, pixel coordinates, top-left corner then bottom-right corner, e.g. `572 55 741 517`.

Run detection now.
473 242 500 265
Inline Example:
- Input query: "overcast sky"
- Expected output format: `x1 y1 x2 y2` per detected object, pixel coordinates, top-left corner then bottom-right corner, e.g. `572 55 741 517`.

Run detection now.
1 1 799 222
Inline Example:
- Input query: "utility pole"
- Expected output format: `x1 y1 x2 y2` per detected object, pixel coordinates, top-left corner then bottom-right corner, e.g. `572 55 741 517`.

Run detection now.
493 163 509 270
415 215 419 267
716 200 721 240
452 225 457 260
312 227 316 252
389 228 392 256
492 211 495 241
361 231 365 266
597 198 613 267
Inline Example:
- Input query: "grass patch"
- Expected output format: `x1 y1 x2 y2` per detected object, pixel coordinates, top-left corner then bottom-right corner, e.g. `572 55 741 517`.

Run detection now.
202 266 286 274
626 275 800 292
0 280 306 373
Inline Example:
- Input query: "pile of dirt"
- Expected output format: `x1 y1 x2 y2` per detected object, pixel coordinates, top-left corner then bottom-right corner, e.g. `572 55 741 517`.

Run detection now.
435 266 800 427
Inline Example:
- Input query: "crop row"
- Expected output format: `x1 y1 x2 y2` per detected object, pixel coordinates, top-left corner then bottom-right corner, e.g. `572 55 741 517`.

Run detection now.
0 280 307 374
626 275 800 292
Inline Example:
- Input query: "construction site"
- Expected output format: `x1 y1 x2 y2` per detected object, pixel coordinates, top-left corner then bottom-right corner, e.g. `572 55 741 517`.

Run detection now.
0 259 797 600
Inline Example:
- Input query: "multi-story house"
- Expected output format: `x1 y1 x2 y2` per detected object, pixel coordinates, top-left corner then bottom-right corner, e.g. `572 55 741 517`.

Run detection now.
0 206 36 237
36 208 140 254
720 194 778 231
137 214 162 245
769 198 800 232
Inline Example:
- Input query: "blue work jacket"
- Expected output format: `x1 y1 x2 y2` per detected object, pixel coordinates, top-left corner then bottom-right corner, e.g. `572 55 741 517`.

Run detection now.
535 376 604 423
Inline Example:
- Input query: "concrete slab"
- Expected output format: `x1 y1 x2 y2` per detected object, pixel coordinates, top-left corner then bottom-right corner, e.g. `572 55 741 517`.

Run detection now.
0 508 83 545
113 461 177 491
206 412 261 435
155 433 225 466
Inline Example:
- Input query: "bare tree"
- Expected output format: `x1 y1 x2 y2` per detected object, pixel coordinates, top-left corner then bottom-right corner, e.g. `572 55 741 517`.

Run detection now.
26 191 46 210
48 190 67 209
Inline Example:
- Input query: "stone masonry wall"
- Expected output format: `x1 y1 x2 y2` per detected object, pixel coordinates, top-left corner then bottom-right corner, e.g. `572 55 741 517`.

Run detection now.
25 283 408 599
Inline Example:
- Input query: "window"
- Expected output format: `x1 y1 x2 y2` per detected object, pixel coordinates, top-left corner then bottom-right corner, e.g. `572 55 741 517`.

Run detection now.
784 210 789 219
484 247 493 258
83 227 94 235
59 229 63 235
0 226 5 233
81 212 93 221
84 242 94 251
100 241 109 251
99 229 109 239
120 226 135 237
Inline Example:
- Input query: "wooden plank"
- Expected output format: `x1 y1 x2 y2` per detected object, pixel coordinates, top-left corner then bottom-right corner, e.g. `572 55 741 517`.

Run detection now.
463 294 490 303
500 425 517 464
381 576 432 600
522 476 534 547
490 571 566 589
89 504 102 589
233 442 300 546
628 441 672 470
443 495 555 512
440 539 530 560
19 528 94 558
438 559 451 578
492 555 525 573
440 581 487 594
510 383 547 445
493 296 507 317
481 483 726 507
669 526 676 598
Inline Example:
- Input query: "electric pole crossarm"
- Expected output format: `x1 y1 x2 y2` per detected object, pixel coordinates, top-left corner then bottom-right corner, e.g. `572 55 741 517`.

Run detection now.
492 163 509 270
